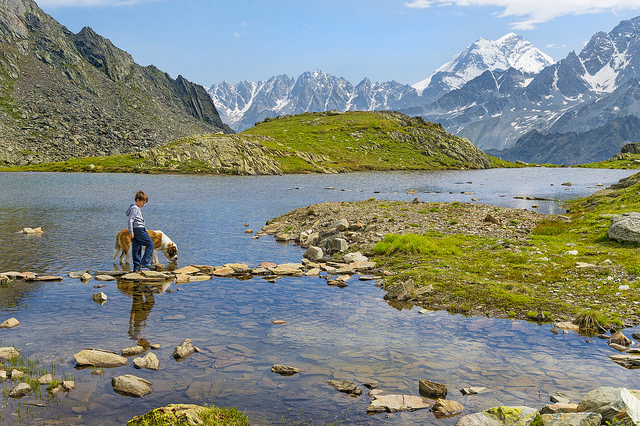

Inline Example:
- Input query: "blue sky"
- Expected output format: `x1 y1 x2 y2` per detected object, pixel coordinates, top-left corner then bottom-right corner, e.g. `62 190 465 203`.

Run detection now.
36 0 640 87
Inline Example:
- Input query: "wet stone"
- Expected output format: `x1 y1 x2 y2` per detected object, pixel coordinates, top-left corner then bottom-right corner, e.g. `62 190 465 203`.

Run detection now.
271 364 302 376
327 379 362 396
0 318 19 329
111 374 152 397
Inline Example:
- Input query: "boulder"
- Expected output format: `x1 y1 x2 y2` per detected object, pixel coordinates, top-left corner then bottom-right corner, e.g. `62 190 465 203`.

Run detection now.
327 238 349 252
271 364 302 376
577 387 640 424
0 347 19 360
540 403 579 414
456 406 540 426
344 252 368 263
74 348 128 368
419 378 447 399
121 345 146 357
540 412 601 425
173 339 200 361
384 279 416 301
331 219 350 232
68 270 90 278
0 318 19 329
609 330 632 346
367 394 432 413
38 373 53 385
133 353 159 371
111 374 152 397
8 382 31 398
608 213 640 243
432 398 464 418
304 246 324 262
327 379 362 396
92 292 107 304
127 404 208 425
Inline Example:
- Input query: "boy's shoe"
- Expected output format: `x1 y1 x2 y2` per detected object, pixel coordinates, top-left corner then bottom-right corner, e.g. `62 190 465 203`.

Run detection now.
142 264 155 270
133 268 141 273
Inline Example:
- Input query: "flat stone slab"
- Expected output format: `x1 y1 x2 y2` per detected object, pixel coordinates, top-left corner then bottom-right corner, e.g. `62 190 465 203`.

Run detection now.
367 394 432 413
173 266 201 275
94 275 116 281
74 348 128 368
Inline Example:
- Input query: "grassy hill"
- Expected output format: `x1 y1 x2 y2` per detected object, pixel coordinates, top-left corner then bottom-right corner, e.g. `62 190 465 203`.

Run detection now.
0 111 516 174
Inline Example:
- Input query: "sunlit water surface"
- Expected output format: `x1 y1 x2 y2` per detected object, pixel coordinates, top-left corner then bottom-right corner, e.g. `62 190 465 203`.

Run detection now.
0 169 637 425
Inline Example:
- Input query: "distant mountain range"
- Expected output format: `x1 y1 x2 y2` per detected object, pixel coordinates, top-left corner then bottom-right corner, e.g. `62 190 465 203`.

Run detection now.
210 19 640 165
0 0 230 166
208 33 552 133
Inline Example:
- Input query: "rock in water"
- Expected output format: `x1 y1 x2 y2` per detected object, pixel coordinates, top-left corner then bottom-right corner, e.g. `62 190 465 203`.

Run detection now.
133 353 159 371
173 339 200 361
327 379 362 396
74 348 128 368
419 378 447 398
271 364 302 376
111 374 152 397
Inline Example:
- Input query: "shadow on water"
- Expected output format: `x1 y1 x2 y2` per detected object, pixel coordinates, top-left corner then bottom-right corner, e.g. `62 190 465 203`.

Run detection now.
0 169 638 424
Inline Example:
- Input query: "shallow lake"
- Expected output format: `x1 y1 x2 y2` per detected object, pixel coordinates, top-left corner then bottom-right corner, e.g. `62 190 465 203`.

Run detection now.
0 168 638 425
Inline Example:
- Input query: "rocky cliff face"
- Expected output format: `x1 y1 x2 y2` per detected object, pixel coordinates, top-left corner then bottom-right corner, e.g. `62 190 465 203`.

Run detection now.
0 0 231 165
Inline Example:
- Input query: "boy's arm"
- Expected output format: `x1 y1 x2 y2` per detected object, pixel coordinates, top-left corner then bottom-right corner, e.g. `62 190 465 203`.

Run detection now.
127 207 137 238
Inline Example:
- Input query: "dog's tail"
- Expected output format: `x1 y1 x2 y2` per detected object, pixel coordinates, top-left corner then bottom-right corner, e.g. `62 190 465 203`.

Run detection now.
113 235 121 260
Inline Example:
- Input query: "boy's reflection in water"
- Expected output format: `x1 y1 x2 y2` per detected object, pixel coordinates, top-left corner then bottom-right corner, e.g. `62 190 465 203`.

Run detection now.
117 280 171 341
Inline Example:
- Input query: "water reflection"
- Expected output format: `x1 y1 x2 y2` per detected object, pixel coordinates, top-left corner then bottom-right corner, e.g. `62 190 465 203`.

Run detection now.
117 279 171 341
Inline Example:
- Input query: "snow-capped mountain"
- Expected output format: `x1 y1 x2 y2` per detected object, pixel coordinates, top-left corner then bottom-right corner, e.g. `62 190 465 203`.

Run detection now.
412 33 554 104
209 33 551 132
209 71 422 132
415 15 640 163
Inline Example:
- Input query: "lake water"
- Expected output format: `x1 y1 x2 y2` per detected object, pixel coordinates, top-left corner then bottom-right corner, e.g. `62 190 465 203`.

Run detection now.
0 168 637 425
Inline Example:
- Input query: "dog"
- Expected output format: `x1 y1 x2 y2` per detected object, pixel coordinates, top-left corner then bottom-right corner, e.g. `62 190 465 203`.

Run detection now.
113 229 178 265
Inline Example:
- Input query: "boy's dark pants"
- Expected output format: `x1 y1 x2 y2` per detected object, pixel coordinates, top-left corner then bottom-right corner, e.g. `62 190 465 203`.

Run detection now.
132 227 154 268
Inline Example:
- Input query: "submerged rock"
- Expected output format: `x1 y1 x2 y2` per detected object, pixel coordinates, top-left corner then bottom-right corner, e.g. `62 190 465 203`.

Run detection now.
327 379 361 396
112 374 152 397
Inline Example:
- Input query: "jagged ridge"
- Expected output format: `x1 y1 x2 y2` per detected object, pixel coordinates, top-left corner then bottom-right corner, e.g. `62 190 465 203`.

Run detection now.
0 0 231 166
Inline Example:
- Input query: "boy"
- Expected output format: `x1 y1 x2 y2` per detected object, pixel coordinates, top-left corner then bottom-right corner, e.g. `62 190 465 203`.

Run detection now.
126 190 154 272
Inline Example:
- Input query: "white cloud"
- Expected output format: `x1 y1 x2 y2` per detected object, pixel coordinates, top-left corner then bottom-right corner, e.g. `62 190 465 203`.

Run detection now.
404 0 432 8
405 0 640 28
37 0 157 6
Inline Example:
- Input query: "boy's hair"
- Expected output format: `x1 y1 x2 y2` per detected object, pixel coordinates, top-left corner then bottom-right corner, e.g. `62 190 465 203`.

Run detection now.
134 190 148 202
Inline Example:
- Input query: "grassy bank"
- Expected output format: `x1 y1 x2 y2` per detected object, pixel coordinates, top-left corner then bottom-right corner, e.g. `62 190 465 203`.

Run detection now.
369 175 640 330
0 111 518 174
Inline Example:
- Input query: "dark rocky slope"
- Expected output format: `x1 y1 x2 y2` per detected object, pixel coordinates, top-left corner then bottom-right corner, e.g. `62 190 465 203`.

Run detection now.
0 0 231 166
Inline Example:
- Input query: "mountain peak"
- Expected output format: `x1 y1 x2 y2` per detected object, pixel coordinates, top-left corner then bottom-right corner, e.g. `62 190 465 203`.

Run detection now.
412 33 554 97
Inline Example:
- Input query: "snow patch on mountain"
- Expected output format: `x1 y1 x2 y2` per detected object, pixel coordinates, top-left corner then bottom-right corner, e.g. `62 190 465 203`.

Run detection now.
412 33 554 95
